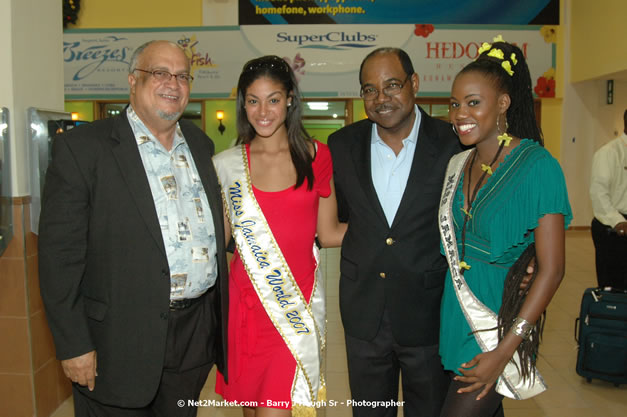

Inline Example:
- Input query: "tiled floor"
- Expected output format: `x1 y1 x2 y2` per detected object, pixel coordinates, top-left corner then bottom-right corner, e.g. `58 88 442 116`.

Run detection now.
51 230 626 417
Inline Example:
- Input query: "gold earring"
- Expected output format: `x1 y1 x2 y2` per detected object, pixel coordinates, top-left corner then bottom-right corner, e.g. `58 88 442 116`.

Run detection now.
497 116 512 146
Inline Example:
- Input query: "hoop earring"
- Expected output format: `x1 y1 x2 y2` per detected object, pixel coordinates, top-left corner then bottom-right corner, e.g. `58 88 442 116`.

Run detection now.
452 123 458 136
496 115 513 146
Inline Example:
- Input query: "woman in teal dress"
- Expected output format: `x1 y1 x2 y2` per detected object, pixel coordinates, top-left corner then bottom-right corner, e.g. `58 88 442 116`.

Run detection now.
438 38 572 416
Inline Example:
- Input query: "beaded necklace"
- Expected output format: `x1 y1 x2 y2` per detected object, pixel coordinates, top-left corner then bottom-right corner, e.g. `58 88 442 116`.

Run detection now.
458 140 507 274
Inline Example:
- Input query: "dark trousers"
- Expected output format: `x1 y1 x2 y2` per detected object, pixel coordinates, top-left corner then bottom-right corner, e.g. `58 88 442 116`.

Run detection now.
591 217 627 290
73 291 217 417
344 310 449 417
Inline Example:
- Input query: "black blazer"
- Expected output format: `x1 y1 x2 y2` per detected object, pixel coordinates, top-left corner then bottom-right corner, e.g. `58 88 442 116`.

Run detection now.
328 109 461 346
38 113 228 407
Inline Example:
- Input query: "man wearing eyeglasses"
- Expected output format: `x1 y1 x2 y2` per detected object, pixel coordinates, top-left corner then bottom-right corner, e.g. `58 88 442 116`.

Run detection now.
39 40 228 416
328 48 461 417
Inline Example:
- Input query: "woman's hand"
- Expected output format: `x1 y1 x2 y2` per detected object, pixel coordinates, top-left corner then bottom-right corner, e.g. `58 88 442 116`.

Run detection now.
455 348 511 400
456 213 566 401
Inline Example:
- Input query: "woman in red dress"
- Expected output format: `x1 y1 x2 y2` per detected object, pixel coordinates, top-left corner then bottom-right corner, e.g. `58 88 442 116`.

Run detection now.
213 55 346 417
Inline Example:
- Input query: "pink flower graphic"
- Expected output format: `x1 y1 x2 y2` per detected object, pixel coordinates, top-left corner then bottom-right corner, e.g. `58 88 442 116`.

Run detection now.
283 53 306 83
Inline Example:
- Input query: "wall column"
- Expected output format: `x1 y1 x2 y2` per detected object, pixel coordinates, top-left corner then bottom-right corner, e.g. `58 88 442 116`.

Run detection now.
0 1 70 416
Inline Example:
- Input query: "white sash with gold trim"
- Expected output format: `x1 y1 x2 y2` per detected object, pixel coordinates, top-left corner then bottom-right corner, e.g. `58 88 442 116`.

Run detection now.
213 145 326 413
438 150 547 400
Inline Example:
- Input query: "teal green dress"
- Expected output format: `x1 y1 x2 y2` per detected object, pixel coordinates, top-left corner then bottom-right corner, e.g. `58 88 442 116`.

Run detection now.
439 139 572 374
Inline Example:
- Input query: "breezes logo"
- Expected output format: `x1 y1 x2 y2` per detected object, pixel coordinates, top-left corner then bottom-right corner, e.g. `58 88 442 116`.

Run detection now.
276 31 377 49
64 36 131 81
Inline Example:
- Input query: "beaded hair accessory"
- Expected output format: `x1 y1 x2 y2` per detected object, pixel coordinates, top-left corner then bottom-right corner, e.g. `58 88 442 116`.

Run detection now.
477 35 517 77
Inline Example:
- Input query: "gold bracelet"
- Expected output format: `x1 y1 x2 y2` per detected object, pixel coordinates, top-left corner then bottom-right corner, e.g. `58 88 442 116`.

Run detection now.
511 317 534 340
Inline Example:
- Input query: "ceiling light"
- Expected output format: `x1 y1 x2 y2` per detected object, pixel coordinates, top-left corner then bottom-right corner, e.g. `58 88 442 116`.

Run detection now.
307 102 328 111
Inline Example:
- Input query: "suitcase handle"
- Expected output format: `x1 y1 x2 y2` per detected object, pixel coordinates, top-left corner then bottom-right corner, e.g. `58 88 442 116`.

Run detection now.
574 317 579 343
599 286 627 294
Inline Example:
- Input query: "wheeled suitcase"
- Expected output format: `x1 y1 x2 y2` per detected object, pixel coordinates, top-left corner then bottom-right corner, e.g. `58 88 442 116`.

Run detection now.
574 287 627 386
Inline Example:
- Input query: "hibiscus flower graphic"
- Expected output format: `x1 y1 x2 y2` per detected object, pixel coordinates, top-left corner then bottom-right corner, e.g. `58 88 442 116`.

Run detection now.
414 24 434 38
534 68 556 98
540 26 557 43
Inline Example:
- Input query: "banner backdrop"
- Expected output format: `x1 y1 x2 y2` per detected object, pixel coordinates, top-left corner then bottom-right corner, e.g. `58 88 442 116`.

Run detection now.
238 0 559 25
63 25 556 99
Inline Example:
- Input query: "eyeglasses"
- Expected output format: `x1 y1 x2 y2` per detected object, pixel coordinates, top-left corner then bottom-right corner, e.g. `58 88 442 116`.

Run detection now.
134 69 194 84
360 74 412 101
243 56 290 73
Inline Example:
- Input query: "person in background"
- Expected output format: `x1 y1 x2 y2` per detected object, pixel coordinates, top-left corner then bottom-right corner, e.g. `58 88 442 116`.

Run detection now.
39 40 228 416
439 38 572 416
213 55 346 417
589 109 627 290
328 47 461 417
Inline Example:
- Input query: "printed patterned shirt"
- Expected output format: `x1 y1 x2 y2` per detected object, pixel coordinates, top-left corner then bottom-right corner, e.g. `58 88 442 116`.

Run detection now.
127 106 217 300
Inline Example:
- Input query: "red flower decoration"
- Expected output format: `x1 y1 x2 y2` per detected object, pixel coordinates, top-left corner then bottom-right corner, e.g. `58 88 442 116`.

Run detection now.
414 24 434 38
534 76 555 98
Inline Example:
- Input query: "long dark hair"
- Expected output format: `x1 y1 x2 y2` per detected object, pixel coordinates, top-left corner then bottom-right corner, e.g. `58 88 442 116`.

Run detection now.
497 243 545 381
461 40 546 381
458 41 543 145
236 55 314 190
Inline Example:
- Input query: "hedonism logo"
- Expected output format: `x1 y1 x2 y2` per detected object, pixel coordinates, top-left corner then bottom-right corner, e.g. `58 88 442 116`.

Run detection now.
276 30 377 50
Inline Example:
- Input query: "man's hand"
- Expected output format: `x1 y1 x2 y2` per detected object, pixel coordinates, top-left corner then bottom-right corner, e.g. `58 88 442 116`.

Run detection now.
61 350 97 391
613 221 627 237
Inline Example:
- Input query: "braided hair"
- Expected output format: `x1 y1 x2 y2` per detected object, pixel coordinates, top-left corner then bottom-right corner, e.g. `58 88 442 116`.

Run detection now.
459 41 544 146
497 243 545 381
461 41 546 381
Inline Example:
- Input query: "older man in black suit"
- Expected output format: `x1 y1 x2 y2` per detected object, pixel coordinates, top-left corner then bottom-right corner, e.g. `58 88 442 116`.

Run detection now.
39 40 228 417
328 48 461 417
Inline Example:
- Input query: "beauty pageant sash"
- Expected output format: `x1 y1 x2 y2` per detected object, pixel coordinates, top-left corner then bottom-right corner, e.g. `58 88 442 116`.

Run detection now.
213 146 326 414
438 150 547 400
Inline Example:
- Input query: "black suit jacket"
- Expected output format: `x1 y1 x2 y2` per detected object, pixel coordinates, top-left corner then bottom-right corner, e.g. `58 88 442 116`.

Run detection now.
38 112 228 407
328 109 461 346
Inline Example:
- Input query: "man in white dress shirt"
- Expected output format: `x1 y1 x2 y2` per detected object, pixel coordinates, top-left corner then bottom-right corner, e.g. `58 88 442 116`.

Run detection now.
589 109 627 290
